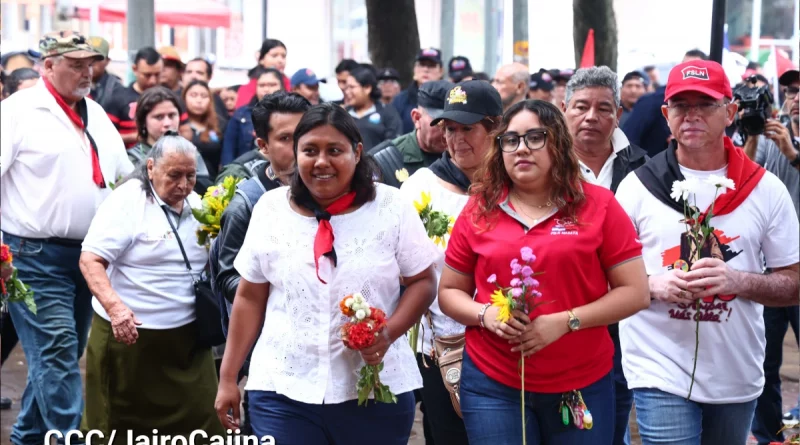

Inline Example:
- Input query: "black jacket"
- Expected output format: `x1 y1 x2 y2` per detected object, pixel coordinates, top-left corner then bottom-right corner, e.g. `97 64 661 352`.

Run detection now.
610 142 649 193
349 102 404 151
215 165 281 304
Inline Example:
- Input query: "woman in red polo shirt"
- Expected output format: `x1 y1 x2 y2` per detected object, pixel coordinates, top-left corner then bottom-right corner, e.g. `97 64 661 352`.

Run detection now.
439 99 649 444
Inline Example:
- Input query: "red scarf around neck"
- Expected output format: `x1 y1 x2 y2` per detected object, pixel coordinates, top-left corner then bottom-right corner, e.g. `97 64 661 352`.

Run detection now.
43 78 106 188
312 191 357 284
698 137 765 223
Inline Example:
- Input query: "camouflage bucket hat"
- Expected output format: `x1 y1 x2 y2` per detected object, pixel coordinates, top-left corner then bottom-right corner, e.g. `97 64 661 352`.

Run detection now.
39 31 103 60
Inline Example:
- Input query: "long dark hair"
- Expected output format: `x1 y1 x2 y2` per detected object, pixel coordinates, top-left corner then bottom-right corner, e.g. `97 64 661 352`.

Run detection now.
471 99 585 229
182 80 219 143
348 67 382 103
135 86 182 142
290 103 376 209
247 38 286 78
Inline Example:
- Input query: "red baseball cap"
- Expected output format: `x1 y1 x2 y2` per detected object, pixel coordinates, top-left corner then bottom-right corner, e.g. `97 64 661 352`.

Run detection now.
664 60 732 102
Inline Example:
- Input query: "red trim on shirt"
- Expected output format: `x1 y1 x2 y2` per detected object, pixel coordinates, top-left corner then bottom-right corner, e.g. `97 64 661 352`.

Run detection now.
445 183 642 392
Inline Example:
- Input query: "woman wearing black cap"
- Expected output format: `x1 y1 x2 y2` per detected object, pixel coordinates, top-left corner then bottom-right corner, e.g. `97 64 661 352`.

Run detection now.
344 67 404 151
399 80 503 444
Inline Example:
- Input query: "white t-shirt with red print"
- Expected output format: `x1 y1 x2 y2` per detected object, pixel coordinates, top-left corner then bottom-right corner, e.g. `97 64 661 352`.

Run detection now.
615 166 799 403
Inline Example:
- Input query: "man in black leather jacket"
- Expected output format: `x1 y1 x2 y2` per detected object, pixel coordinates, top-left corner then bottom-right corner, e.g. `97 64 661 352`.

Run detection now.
215 92 311 305
368 79 454 187
562 66 649 445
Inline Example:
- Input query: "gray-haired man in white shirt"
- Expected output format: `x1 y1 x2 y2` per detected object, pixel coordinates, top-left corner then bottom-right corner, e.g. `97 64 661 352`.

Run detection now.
0 31 133 445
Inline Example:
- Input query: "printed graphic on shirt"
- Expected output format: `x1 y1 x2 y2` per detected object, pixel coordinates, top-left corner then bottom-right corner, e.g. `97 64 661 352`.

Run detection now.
550 217 578 235
661 229 741 323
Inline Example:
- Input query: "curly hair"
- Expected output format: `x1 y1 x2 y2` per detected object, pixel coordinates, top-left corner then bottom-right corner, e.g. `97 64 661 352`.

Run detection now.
470 99 585 229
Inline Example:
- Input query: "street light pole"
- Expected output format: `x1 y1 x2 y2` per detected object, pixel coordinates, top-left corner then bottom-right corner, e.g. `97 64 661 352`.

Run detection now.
126 0 155 82
749 0 762 62
709 0 726 63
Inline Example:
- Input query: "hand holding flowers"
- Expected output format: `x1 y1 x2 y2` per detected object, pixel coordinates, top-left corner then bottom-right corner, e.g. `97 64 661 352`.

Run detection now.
510 311 570 357
670 174 736 400
339 293 397 406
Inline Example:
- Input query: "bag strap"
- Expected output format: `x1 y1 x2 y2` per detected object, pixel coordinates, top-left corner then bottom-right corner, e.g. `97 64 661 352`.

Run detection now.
160 205 192 272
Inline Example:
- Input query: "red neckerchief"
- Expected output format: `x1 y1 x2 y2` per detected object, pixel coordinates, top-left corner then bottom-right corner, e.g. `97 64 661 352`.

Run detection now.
43 78 106 188
697 137 765 223
312 191 357 284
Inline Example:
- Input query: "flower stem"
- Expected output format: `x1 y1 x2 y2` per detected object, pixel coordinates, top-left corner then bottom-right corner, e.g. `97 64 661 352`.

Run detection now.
687 298 700 400
521 353 526 445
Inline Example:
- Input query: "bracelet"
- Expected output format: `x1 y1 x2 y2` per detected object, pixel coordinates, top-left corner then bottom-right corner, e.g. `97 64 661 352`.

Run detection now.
478 303 491 328
790 151 800 167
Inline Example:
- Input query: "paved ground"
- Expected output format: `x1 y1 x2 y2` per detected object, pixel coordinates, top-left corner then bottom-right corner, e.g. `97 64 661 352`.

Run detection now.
3 332 798 445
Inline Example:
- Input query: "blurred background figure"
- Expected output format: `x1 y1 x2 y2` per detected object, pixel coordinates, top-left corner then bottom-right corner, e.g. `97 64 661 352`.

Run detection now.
290 68 323 105
448 56 474 83
2 68 40 100
619 71 648 128
377 67 402 105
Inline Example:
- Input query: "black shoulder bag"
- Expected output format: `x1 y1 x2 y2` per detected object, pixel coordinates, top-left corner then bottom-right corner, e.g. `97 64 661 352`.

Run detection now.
160 206 226 349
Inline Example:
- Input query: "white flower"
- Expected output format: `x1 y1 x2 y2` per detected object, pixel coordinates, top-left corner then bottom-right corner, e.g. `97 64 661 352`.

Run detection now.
705 174 736 193
344 297 354 308
355 309 366 320
670 180 688 202
365 308 371 318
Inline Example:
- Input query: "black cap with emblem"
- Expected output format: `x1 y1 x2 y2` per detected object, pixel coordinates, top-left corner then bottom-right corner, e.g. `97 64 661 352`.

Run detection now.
430 80 503 126
417 80 455 119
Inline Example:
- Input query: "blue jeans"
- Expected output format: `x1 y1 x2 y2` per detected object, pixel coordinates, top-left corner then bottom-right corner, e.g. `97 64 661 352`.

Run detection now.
610 324 632 445
634 388 757 445
248 390 416 445
3 233 93 445
752 305 800 445
460 349 615 445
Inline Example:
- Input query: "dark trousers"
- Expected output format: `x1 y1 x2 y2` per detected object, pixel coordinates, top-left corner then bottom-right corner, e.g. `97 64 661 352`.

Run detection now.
752 305 800 445
248 390 416 445
417 352 468 444
610 324 633 445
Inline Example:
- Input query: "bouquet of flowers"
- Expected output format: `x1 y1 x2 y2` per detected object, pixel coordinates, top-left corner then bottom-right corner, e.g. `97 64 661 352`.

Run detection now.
191 176 242 247
489 246 546 445
670 174 735 399
339 293 396 406
407 190 455 352
1 243 36 315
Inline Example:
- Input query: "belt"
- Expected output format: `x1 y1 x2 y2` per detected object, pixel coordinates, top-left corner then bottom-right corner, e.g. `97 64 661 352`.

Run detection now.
1 232 83 248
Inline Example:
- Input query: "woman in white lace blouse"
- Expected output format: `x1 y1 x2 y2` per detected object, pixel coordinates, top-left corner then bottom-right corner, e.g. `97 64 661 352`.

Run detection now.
215 103 438 444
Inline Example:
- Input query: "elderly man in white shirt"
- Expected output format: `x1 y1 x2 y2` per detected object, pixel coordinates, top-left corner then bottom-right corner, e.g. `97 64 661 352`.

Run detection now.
560 66 649 445
0 31 133 445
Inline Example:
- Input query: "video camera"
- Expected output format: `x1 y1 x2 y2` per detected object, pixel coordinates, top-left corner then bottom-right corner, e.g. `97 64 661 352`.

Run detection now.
733 76 774 136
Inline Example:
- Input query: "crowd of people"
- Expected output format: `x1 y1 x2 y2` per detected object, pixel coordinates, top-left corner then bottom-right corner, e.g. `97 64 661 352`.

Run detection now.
0 28 799 445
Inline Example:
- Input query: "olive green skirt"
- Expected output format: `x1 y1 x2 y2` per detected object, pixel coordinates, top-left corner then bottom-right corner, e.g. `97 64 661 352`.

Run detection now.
81 312 224 439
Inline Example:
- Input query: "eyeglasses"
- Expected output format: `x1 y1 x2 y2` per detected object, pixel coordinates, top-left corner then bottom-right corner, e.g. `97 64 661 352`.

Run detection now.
497 130 547 152
665 102 727 116
784 87 799 100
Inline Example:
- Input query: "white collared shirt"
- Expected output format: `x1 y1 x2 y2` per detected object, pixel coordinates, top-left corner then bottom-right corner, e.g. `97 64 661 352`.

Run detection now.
234 184 438 404
578 128 630 190
82 179 207 329
1 80 134 239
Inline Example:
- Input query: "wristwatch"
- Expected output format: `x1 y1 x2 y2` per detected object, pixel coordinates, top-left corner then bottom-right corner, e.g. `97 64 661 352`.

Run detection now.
790 151 800 167
567 310 581 332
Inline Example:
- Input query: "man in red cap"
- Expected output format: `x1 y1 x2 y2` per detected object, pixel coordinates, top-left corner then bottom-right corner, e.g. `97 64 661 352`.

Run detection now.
615 59 800 444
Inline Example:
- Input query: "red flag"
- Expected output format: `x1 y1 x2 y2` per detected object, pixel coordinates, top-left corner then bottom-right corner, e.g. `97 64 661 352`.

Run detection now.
580 29 595 68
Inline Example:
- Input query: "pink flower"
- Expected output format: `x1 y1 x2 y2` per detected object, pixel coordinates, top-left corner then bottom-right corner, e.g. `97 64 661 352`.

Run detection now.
523 277 538 287
511 287 523 298
520 247 535 262
521 266 534 277
511 263 522 275
532 290 542 298
510 278 521 287
487 274 497 284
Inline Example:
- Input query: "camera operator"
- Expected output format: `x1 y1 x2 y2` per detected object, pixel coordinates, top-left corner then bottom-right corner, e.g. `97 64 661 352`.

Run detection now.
739 70 800 445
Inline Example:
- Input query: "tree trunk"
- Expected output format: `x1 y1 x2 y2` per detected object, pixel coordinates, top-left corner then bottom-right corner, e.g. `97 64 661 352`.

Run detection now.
573 0 618 70
365 0 421 88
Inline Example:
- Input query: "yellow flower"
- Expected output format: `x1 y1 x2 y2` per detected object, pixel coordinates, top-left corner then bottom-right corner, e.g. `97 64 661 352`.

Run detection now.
414 191 431 214
395 168 410 183
491 289 512 323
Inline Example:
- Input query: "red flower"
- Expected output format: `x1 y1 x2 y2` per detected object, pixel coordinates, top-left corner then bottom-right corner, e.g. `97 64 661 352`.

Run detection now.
371 308 387 330
345 322 378 350
0 244 12 265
